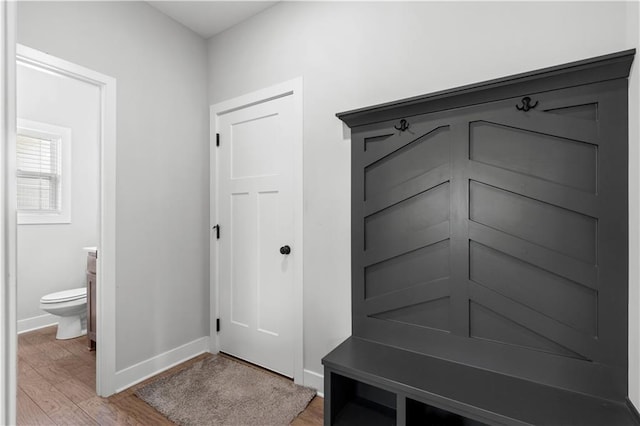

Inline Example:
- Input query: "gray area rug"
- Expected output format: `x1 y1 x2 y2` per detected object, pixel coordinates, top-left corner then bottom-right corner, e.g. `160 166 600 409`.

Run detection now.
135 355 316 425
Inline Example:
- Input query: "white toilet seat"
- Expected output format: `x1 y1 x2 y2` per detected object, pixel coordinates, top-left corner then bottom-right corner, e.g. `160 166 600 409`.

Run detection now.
40 287 86 304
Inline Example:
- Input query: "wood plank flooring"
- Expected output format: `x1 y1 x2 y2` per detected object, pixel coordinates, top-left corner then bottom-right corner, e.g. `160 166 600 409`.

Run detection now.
17 326 323 425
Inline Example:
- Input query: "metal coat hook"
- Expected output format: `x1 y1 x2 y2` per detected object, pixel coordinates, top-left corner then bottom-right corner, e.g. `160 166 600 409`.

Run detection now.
394 119 410 132
516 96 538 112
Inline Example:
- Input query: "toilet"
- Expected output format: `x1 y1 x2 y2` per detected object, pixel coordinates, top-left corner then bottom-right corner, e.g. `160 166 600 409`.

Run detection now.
39 287 87 339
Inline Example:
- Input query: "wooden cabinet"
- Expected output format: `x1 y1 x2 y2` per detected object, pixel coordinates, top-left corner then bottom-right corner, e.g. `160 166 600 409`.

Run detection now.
87 251 96 351
323 50 638 425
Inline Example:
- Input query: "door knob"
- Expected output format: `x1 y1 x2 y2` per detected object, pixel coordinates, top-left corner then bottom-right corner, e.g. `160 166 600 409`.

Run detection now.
280 245 291 255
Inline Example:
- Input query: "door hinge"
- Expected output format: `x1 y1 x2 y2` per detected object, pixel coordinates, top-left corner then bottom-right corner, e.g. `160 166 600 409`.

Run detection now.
216 318 220 332
216 133 220 147
213 224 220 239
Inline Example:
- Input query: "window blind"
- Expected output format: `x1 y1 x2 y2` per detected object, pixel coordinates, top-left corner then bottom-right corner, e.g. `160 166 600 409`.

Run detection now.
16 134 61 212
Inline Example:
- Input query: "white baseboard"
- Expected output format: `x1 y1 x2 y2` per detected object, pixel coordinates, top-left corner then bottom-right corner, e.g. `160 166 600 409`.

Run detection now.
304 368 324 397
114 336 210 393
17 314 57 334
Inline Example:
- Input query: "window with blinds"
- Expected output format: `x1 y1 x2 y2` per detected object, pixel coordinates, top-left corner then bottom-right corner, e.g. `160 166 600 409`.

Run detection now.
16 134 61 212
16 119 71 225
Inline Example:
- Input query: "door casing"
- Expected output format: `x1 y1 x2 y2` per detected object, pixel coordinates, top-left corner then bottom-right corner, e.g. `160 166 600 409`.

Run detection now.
209 78 304 384
1 3 17 423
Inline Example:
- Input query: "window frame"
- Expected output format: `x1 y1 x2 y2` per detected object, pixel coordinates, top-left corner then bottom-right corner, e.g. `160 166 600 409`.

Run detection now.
16 119 72 225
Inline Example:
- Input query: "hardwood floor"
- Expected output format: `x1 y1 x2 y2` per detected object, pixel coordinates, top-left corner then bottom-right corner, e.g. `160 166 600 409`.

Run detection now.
17 326 323 425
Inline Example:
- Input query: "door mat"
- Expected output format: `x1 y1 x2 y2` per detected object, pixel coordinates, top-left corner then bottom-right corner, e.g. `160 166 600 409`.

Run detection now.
135 355 316 426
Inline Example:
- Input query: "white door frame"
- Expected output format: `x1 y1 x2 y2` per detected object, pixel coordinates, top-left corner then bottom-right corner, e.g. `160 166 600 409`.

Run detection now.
210 78 304 384
14 45 118 397
1 2 18 423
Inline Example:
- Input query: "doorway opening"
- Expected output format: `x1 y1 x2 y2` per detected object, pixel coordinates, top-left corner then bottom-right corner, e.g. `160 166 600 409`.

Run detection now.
14 44 116 397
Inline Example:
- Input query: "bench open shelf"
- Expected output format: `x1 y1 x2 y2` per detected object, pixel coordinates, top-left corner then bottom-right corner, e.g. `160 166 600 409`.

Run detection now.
323 337 637 425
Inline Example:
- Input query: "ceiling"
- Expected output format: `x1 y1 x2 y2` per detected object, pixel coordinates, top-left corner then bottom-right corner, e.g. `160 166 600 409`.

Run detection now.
147 1 278 39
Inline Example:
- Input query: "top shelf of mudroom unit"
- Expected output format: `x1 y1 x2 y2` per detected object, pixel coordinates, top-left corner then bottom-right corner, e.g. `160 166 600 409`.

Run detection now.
336 49 635 128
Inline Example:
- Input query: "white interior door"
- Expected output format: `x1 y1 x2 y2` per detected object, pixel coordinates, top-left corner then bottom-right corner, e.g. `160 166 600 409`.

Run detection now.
217 93 296 377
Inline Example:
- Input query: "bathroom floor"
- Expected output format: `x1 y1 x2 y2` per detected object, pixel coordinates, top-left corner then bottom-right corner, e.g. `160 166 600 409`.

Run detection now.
17 325 323 425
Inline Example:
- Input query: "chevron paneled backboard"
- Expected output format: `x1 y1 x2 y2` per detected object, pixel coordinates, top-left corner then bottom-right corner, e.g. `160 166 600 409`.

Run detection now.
349 79 628 401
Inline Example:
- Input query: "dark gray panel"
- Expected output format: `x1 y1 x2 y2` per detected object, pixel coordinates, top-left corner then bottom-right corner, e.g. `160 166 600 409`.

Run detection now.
364 221 449 267
469 181 597 264
373 297 450 332
544 102 598 121
469 121 597 193
474 107 599 146
365 182 449 250
365 240 450 299
448 123 471 338
355 314 619 400
469 302 585 360
365 164 449 217
468 221 597 290
365 278 450 317
469 281 596 360
468 160 598 218
470 242 597 336
365 126 449 200
364 133 393 152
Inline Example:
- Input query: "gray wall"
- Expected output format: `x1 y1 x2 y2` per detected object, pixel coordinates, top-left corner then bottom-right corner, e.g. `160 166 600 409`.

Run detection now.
17 1 210 371
17 62 99 324
206 0 639 396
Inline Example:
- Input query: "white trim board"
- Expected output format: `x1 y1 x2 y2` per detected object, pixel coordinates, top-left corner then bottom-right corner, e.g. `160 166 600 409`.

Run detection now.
1 2 18 424
209 77 304 384
17 314 57 334
304 369 324 397
15 44 117 397
114 337 209 393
